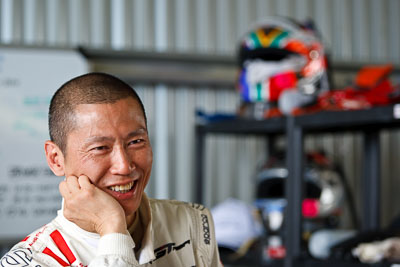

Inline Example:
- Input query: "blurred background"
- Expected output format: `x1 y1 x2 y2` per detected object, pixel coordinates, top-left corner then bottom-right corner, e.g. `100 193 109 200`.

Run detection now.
0 0 400 265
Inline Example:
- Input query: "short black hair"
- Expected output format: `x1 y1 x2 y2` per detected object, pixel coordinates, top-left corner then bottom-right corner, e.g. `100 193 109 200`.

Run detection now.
49 72 146 153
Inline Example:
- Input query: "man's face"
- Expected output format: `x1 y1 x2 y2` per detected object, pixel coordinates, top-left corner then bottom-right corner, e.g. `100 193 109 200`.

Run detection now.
62 97 152 216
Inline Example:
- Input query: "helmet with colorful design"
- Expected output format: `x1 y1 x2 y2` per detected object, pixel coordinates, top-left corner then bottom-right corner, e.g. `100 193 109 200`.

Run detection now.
237 17 329 115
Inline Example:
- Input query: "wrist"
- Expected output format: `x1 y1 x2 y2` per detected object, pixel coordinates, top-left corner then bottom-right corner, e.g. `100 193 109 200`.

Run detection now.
98 218 127 236
97 233 137 264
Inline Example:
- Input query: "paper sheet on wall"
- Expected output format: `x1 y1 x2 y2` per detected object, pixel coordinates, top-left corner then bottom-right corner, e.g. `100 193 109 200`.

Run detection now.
0 47 88 240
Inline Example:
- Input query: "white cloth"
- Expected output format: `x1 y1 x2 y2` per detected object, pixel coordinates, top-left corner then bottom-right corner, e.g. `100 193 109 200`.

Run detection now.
353 237 400 264
211 198 262 250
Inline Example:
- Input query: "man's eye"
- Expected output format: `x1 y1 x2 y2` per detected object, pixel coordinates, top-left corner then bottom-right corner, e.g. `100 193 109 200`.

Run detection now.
92 146 107 151
129 139 144 145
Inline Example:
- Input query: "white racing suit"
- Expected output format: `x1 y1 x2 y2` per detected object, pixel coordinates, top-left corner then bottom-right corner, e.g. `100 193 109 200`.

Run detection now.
0 194 222 267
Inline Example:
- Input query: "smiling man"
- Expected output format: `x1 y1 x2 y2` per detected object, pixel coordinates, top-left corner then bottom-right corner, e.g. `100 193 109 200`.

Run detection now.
0 73 222 267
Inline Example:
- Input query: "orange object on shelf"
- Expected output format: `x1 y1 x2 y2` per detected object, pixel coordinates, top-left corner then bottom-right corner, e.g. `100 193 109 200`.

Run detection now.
355 64 393 88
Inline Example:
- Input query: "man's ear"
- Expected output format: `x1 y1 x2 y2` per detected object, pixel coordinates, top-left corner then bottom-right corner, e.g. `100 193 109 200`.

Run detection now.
44 140 65 177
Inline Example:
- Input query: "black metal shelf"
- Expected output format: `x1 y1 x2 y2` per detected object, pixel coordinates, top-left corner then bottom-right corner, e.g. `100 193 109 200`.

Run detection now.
294 105 400 133
194 104 400 267
196 116 286 135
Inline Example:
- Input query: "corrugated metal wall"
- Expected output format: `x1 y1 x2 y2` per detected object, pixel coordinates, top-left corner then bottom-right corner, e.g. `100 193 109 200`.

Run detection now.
2 0 400 227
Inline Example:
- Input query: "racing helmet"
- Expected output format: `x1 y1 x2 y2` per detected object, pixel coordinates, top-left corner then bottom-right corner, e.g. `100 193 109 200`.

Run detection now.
254 151 344 219
237 17 329 115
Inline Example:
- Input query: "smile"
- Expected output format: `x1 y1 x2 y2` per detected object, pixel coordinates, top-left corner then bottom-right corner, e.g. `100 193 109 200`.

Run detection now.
109 181 135 193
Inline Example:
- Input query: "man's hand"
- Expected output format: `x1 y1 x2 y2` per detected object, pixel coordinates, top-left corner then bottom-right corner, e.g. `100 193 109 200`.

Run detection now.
59 175 127 236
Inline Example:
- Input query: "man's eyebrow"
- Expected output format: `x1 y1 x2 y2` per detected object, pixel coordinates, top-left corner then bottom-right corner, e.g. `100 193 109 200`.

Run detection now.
82 128 147 146
83 136 114 145
125 128 148 139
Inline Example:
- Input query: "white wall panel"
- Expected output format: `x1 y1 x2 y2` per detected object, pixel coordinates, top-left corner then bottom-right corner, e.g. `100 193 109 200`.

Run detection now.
90 0 106 48
314 0 333 50
235 0 250 42
216 0 231 53
68 0 80 46
388 0 400 63
389 1 399 63
255 0 271 21
175 0 188 51
46 0 58 45
332 0 352 60
352 0 370 60
275 0 292 17
2 0 400 227
195 0 210 52
370 0 387 61
153 0 170 200
174 88 192 202
111 0 125 50
294 0 310 21
35 0 46 44
1 0 13 43
23 0 35 44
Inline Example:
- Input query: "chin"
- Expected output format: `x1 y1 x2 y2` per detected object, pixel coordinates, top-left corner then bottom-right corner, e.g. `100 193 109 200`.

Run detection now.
121 200 141 217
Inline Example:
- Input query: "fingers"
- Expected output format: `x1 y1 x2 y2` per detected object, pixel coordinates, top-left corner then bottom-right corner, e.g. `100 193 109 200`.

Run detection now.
65 175 81 193
59 175 80 198
60 175 94 196
60 175 90 193
77 175 93 190
59 180 70 198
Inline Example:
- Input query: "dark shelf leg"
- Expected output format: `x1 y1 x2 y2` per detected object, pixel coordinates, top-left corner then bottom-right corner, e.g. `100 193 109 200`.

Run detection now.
267 134 279 156
285 116 304 267
195 127 205 204
362 131 380 230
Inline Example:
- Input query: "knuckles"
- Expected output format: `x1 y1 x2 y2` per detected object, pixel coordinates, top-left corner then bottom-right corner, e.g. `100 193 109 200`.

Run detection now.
80 188 95 198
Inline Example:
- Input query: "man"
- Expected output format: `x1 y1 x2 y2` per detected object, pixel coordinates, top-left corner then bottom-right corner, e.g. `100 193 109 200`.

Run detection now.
0 73 222 266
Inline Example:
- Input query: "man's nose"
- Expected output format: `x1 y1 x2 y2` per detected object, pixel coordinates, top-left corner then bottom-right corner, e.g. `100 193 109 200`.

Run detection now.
110 147 134 175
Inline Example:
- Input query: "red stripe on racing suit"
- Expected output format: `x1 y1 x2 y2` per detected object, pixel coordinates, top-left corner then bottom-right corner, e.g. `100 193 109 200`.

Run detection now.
42 247 69 266
50 230 76 264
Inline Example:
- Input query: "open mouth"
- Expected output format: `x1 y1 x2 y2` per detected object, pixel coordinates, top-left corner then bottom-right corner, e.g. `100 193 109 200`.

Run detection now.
109 181 136 194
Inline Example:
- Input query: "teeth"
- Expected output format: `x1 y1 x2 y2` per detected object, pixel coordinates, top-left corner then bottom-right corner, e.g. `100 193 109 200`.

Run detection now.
109 181 134 193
